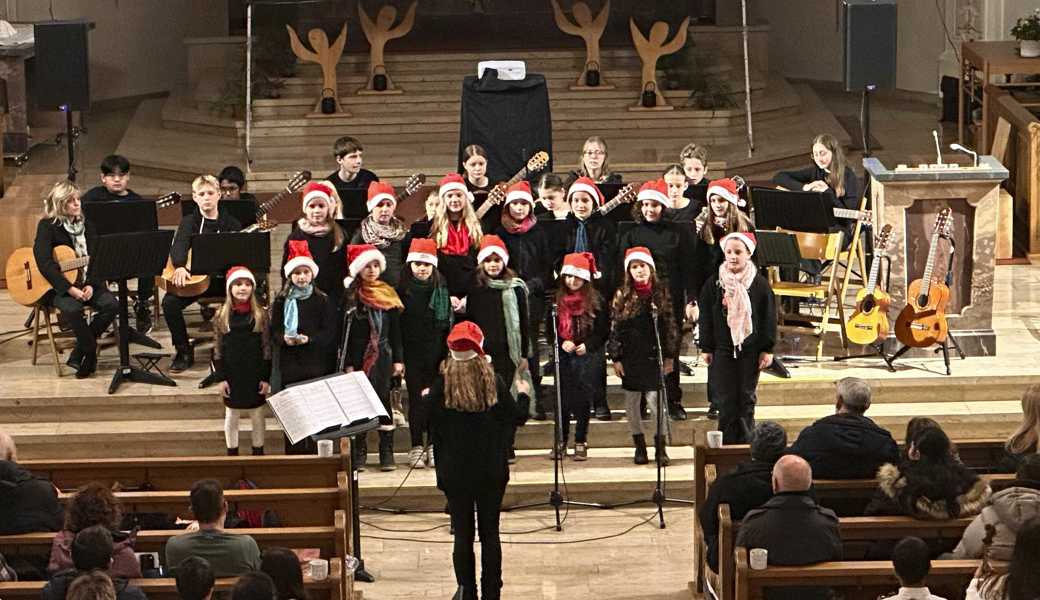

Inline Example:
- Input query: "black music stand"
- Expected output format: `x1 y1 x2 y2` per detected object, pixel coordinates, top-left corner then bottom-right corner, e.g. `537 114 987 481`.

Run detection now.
751 188 837 233
91 231 176 394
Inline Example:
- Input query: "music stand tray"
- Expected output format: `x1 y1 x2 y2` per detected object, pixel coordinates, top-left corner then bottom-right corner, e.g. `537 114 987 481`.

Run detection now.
753 230 803 268
84 200 159 236
751 187 837 233
91 231 177 394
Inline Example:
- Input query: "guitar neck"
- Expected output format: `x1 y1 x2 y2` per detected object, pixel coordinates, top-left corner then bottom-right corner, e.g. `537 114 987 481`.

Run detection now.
833 208 865 220
58 256 90 272
864 253 882 295
599 194 626 215
256 186 296 216
920 230 942 297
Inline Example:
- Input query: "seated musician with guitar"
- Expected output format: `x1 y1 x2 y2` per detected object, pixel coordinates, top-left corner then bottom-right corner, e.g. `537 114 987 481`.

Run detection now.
32 181 118 378
163 175 242 372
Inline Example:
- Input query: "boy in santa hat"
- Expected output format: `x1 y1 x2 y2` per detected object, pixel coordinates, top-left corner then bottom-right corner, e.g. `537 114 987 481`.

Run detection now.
350 181 407 286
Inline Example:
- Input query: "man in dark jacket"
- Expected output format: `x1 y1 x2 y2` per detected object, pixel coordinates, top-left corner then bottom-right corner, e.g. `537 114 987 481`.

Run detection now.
736 455 843 600
699 421 787 572
788 377 899 479
0 433 63 535
42 526 147 600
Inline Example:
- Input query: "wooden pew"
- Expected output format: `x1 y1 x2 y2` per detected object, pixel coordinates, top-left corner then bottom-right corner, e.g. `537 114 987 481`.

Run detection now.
0 557 346 600
733 547 995 600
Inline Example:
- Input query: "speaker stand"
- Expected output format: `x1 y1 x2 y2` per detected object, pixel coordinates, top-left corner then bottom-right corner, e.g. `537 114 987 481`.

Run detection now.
59 104 85 183
860 83 877 158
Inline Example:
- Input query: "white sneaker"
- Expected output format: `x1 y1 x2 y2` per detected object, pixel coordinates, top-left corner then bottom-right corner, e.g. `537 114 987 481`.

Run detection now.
393 409 408 427
424 446 435 468
408 446 426 469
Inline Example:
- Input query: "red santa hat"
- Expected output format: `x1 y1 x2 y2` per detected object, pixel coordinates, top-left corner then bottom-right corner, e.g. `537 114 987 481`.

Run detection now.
706 177 746 208
720 231 757 255
406 237 438 266
225 265 255 294
504 181 534 207
301 181 335 211
559 252 600 282
476 234 509 265
283 240 320 278
637 179 671 209
447 321 485 361
623 246 656 271
366 181 397 212
343 243 386 286
566 176 604 206
438 173 472 201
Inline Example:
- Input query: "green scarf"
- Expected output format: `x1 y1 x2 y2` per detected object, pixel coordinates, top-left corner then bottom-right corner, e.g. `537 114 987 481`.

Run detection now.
409 277 452 329
487 277 533 404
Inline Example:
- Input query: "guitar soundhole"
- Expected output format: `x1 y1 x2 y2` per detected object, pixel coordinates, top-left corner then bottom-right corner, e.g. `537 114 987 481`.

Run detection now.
862 297 875 312
917 294 929 307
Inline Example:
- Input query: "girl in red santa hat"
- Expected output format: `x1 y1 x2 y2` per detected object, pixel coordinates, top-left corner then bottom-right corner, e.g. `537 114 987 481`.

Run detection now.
466 234 532 463
272 240 338 454
429 173 484 305
607 247 679 466
350 181 407 286
213 266 271 456
340 244 405 471
697 232 775 445
282 181 347 323
551 252 609 461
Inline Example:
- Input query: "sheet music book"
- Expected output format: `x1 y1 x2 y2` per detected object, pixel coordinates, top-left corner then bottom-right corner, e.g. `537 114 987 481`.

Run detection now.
267 372 389 444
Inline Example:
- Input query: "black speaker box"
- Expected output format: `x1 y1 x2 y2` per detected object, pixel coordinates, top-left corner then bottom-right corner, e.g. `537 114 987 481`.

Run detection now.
33 20 92 111
843 0 897 92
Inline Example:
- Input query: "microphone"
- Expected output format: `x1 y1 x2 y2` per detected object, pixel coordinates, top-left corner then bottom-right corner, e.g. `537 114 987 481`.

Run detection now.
949 143 979 168
932 130 944 167
650 301 659 317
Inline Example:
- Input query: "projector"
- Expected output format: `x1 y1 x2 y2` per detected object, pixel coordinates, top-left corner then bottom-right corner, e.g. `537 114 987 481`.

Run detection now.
477 60 526 81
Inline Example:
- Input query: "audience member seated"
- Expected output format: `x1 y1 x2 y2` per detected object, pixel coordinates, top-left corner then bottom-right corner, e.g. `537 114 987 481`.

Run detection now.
66 570 117 600
165 479 261 577
699 421 787 572
949 454 1040 561
0 432 63 535
49 482 142 578
867 427 990 519
788 377 899 479
996 384 1039 473
230 571 277 600
882 537 947 600
902 417 953 461
735 455 842 600
966 519 1040 600
42 526 147 600
260 548 308 600
173 557 214 600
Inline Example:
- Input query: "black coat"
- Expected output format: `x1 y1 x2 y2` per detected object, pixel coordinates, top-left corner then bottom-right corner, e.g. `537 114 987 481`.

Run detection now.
493 223 552 304
341 302 404 403
787 413 899 479
349 228 406 287
865 462 991 520
325 168 379 220
214 312 271 409
282 228 347 300
697 272 776 356
80 187 143 203
271 292 337 386
0 460 63 535
169 210 242 271
698 460 775 572
42 569 147 600
557 298 609 353
398 278 451 382
428 376 529 494
607 294 679 392
772 165 861 211
438 250 478 299
735 492 843 600
548 213 618 296
617 220 697 308
33 218 104 293
466 284 530 362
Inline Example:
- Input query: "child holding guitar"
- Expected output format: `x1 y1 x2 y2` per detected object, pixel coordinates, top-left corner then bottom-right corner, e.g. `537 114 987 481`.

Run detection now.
163 175 242 372
32 181 119 378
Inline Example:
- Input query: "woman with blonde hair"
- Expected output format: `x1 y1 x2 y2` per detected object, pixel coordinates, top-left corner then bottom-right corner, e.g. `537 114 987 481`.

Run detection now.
429 173 484 302
565 136 622 186
32 180 118 378
998 385 1040 472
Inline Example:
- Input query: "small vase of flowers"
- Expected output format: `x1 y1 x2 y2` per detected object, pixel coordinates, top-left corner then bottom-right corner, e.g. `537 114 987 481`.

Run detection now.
1012 9 1040 57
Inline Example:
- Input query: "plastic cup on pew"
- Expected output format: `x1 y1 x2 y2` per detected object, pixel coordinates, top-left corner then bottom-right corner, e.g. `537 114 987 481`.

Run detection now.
317 439 334 457
749 548 768 570
707 431 723 448
309 558 329 581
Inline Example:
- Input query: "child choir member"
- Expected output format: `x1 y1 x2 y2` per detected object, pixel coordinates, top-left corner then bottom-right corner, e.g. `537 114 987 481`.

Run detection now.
340 244 405 471
662 164 700 223
680 143 709 186
271 241 337 454
461 144 492 204
326 136 379 219
608 247 679 465
429 173 484 305
351 181 407 286
698 232 776 445
213 266 270 456
534 173 570 221
397 238 452 469
282 182 347 326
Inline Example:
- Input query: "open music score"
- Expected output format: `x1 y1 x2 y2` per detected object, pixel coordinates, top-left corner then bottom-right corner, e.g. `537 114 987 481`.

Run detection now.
894 163 991 172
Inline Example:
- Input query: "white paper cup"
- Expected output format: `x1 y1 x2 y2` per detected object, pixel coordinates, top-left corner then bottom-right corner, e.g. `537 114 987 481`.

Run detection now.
317 440 334 457
309 558 329 581
749 548 768 570
706 431 723 448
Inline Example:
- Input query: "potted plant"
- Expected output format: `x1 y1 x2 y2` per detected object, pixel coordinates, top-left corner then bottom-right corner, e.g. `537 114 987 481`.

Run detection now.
1011 8 1040 57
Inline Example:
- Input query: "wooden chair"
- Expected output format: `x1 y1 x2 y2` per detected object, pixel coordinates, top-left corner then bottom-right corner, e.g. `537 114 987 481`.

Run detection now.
836 193 871 309
30 303 75 377
768 229 848 360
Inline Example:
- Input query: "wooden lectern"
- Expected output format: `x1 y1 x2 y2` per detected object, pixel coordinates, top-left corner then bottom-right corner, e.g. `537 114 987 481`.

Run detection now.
864 157 1008 357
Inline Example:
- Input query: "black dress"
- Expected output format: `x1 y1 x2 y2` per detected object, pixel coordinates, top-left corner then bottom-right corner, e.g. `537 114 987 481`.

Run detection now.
349 228 406 287
281 228 346 301
607 294 679 392
214 312 271 410
270 292 337 386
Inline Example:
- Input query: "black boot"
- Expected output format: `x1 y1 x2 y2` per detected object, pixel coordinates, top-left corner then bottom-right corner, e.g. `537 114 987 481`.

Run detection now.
353 436 368 471
134 304 153 334
594 405 612 421
654 435 671 466
632 434 649 465
66 347 83 369
74 351 97 379
170 344 194 372
378 431 396 471
227 447 239 456
252 446 264 456
452 586 476 600
668 401 688 421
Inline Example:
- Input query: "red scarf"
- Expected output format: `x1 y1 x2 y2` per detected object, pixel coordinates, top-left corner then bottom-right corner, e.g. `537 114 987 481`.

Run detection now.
442 222 471 256
634 280 653 298
501 212 536 235
232 301 251 314
557 292 586 341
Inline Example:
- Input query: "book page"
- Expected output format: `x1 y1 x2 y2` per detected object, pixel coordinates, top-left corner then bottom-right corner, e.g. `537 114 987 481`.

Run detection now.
267 384 348 444
325 372 388 423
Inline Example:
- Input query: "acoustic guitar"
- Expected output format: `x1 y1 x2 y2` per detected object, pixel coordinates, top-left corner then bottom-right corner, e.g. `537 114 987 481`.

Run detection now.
5 246 90 307
159 219 278 298
895 208 952 348
394 173 426 205
475 151 551 220
253 170 312 219
597 183 636 216
845 224 893 345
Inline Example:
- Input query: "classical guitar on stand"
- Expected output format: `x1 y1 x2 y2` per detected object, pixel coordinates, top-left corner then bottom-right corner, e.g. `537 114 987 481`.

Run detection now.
894 208 952 348
475 151 551 220
845 224 893 345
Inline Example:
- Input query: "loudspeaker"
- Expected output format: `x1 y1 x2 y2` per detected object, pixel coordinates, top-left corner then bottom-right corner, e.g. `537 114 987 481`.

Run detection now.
843 0 897 92
33 20 92 111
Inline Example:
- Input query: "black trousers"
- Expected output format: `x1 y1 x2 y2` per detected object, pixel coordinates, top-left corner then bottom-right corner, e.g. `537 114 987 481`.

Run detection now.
134 276 154 308
491 355 519 450
162 281 221 347
707 349 760 444
404 360 435 447
50 288 118 355
446 486 505 600
558 349 598 444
